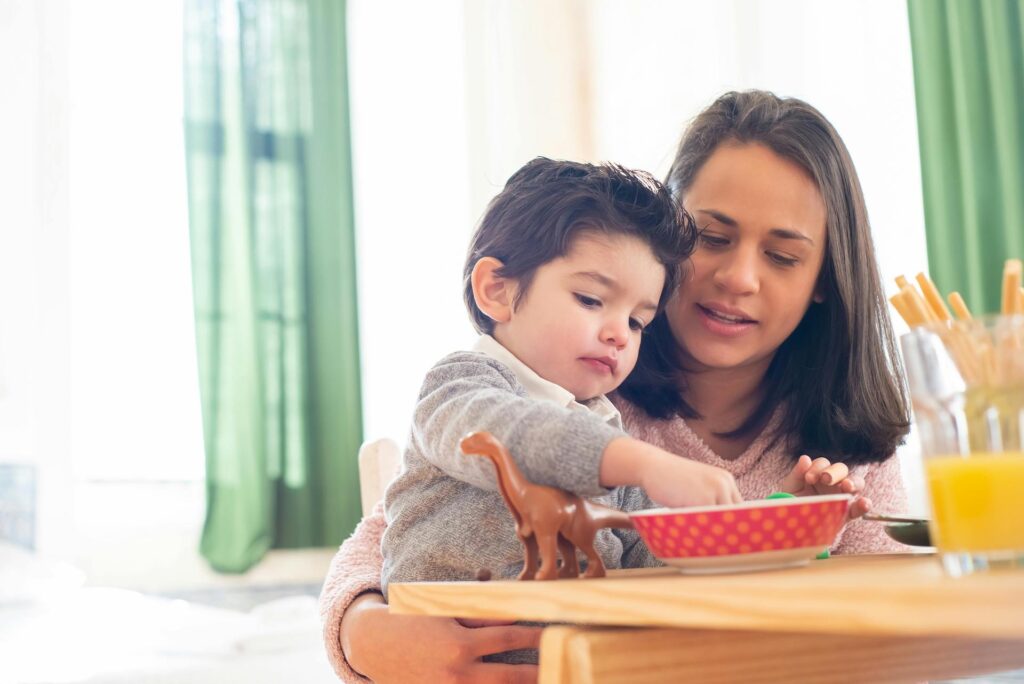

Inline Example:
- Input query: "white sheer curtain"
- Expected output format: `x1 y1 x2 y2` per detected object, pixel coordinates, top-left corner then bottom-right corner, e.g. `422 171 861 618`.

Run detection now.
68 0 203 482
0 0 205 561
0 0 73 558
350 0 927 511
587 0 928 302
585 0 929 512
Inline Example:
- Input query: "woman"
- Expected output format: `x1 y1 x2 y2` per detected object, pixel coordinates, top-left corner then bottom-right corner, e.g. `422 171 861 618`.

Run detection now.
320 90 911 683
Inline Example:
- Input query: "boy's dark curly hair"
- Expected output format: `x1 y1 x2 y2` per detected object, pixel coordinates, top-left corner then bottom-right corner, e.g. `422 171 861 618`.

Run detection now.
463 157 697 334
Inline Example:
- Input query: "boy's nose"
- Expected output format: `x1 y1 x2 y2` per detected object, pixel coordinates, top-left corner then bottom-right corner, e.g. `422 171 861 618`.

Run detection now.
601 318 630 347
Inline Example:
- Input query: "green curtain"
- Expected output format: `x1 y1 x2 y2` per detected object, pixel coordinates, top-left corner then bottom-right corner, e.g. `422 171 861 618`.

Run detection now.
183 0 363 572
907 0 1024 314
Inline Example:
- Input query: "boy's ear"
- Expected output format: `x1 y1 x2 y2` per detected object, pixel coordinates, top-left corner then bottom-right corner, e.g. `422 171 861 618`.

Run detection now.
471 257 515 323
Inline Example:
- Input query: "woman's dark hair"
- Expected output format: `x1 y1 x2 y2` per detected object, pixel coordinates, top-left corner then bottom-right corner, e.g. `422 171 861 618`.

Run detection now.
618 90 910 465
463 157 696 334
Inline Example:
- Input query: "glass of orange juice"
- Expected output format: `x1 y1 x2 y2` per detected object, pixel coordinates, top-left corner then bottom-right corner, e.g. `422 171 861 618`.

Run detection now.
902 314 1024 576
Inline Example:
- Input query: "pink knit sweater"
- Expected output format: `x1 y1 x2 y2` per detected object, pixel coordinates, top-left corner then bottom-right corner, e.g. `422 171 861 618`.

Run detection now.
318 404 909 682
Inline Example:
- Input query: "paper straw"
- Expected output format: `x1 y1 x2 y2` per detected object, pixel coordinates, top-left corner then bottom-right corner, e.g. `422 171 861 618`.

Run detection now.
948 292 973 321
1003 259 1022 315
916 273 952 321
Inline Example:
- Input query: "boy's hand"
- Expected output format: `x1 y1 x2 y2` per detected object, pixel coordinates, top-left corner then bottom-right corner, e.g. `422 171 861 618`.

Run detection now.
600 437 742 508
780 454 871 521
641 453 743 508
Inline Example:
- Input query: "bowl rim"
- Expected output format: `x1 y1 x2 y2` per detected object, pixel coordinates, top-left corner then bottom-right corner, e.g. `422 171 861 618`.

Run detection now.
629 493 852 518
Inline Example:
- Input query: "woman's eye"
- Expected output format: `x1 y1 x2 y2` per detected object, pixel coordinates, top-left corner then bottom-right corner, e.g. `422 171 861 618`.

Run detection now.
767 252 799 267
574 293 601 308
699 233 729 248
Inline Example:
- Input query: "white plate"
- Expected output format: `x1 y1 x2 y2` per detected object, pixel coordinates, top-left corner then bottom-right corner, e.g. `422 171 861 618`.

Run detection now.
660 545 826 575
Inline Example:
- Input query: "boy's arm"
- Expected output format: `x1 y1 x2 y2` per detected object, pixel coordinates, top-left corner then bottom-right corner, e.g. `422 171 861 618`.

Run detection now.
415 353 742 507
413 353 624 497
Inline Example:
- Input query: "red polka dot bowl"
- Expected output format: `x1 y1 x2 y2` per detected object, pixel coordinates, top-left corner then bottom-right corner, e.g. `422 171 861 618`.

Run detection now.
630 494 852 574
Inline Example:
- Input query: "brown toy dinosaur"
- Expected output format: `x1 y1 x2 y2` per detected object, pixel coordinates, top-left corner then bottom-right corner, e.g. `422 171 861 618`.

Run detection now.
460 431 634 581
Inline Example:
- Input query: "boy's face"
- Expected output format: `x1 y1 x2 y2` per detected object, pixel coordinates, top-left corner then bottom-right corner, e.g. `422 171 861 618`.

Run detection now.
494 232 666 401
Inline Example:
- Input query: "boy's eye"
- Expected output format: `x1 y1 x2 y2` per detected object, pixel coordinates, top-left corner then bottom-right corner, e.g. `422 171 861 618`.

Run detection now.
629 317 645 332
574 293 601 308
767 251 799 267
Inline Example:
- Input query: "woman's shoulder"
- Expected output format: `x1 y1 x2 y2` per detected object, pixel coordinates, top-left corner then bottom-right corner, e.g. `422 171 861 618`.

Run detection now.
611 393 701 448
611 392 667 431
849 449 903 480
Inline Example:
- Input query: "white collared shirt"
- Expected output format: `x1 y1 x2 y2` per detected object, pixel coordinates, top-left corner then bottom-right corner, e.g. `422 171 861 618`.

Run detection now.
472 335 622 429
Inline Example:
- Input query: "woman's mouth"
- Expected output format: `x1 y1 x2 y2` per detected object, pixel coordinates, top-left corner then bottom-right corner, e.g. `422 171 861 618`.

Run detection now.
697 303 758 335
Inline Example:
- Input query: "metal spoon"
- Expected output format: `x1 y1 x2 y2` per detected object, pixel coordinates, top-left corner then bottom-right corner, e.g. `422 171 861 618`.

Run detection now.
862 513 929 524
862 514 933 547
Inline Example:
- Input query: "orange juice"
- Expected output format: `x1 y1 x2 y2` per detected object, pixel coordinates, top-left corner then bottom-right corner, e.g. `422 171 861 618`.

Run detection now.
926 453 1024 552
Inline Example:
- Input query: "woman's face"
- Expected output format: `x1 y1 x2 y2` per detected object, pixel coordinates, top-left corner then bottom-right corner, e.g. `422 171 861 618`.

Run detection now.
667 142 828 374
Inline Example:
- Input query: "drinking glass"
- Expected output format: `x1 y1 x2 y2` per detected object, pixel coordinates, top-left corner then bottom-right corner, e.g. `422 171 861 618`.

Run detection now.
901 315 1024 576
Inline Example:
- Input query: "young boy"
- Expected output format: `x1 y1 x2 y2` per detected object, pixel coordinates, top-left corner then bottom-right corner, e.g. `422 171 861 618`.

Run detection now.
381 158 742 595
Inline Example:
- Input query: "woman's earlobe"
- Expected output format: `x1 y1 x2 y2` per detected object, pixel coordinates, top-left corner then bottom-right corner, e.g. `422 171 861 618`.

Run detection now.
471 257 514 323
813 277 826 303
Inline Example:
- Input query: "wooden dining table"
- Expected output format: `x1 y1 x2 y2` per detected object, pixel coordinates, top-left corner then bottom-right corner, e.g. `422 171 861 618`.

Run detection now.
389 553 1024 683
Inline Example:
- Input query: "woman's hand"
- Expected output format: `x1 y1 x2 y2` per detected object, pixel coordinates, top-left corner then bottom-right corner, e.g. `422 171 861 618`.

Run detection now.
341 592 542 683
780 454 871 520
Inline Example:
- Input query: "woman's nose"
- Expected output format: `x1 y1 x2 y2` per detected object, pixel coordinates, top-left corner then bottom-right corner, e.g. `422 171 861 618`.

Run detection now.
712 248 759 295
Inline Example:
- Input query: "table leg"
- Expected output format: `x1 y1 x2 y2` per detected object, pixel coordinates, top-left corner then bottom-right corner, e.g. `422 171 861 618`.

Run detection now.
539 625 1024 683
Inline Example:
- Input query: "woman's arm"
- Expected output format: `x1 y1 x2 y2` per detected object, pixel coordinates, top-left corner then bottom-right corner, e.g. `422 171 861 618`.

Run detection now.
319 501 388 682
340 592 541 683
319 500 542 682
